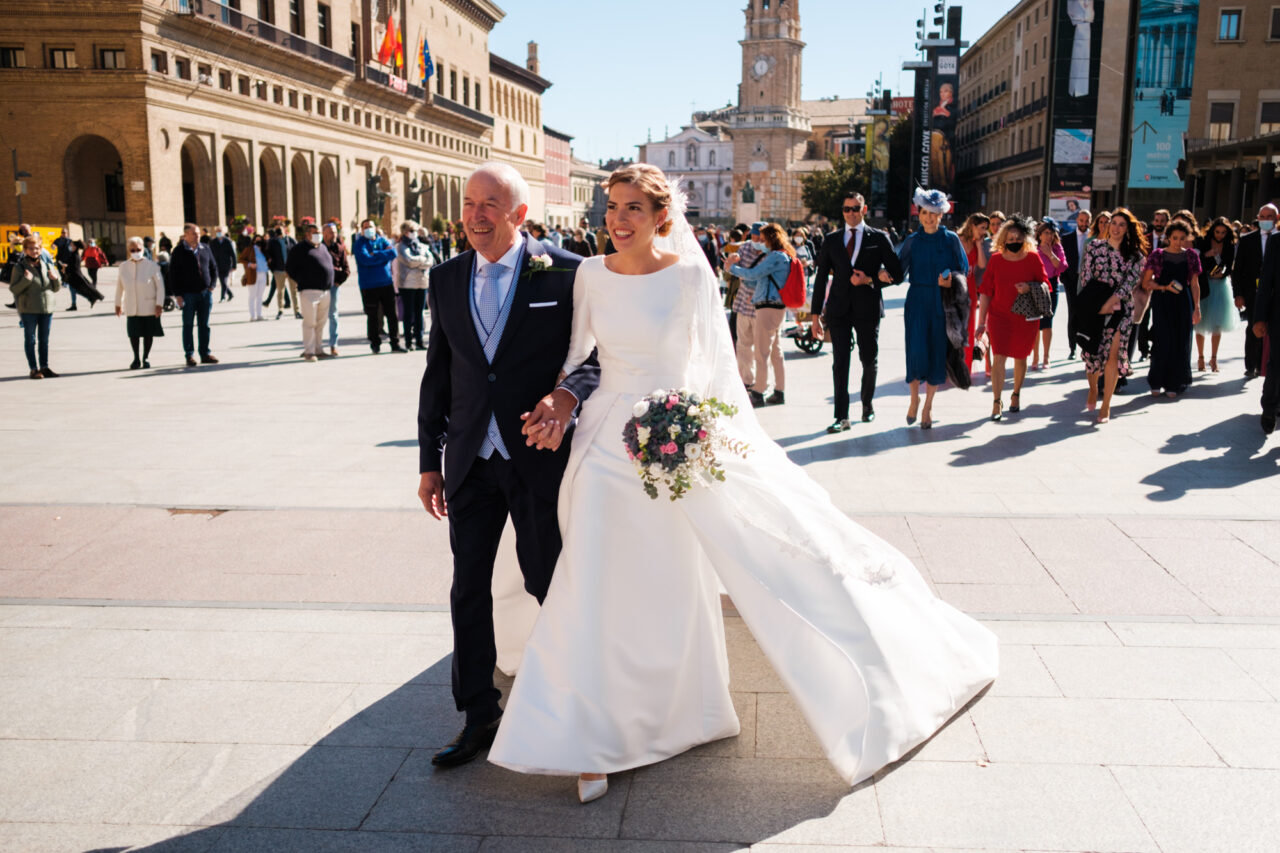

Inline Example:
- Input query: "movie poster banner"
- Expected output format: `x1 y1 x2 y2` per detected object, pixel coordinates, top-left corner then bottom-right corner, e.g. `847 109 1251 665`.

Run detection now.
929 47 959 195
1047 0 1105 222
1126 0 1199 190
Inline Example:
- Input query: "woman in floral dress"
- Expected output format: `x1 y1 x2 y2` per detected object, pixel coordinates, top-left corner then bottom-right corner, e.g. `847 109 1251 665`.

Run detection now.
1078 207 1148 423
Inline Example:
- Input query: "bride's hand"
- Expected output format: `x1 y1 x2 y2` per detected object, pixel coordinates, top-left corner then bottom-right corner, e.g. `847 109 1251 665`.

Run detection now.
521 388 577 451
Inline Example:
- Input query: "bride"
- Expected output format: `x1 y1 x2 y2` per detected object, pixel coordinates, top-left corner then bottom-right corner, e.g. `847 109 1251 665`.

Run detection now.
488 164 998 802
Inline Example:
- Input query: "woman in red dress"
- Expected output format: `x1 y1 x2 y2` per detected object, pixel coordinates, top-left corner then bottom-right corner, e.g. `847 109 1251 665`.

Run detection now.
957 213 990 373
975 216 1048 421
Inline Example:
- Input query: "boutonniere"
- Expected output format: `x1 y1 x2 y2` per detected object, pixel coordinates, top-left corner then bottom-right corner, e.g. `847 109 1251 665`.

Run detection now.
522 254 571 280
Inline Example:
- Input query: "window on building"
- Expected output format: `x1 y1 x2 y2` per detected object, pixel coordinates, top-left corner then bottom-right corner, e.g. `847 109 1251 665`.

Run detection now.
475 82 481 111
1219 9 1242 40
462 74 470 106
104 170 125 213
318 4 331 47
505 126 511 148
257 0 274 24
238 74 249 94
290 0 303 36
330 102 338 118
49 48 77 69
288 89 297 108
0 47 25 68
302 94 311 110
272 85 283 104
350 23 360 60
198 63 211 83
668 150 676 167
1260 102 1280 135
99 48 126 69
375 115 382 131
1272 7 1280 39
1209 102 1235 140
175 57 191 79
219 69 232 89
709 150 716 166
450 69 457 100
520 129 525 153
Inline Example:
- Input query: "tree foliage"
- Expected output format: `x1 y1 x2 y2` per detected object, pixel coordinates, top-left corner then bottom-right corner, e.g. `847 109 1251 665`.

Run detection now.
800 154 870 221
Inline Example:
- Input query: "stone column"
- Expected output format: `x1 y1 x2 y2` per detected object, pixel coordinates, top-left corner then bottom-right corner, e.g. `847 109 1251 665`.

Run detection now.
1203 168 1220 217
1228 166 1245 221
1258 161 1276 207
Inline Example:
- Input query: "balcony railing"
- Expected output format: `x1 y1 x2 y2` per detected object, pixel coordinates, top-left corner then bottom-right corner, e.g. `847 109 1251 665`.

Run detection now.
181 0 355 74
431 95 493 127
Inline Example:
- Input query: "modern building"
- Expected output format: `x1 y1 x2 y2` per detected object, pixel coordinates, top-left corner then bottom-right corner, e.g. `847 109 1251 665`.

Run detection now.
0 0 559 258
1183 0 1280 221
954 0 1054 216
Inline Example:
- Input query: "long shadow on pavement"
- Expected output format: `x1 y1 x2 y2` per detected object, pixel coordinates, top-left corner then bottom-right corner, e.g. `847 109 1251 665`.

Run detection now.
1141 413 1280 501
110 652 862 852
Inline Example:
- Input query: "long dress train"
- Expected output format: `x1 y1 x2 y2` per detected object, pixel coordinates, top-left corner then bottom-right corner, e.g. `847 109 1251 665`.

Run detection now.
488 255 998 786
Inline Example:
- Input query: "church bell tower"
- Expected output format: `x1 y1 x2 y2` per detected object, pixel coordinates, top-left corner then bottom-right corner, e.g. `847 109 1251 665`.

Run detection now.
732 0 810 222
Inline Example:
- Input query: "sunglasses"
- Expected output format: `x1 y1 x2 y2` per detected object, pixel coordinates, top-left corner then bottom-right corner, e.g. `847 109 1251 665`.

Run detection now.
843 205 863 213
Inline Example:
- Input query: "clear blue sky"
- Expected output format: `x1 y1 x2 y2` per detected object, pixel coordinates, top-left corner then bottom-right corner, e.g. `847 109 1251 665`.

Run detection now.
489 1 1012 164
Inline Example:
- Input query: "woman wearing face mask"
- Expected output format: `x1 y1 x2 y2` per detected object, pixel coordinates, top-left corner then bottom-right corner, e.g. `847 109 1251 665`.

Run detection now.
395 220 433 351
1140 221 1201 397
1193 217 1238 372
975 216 1048 421
115 237 166 369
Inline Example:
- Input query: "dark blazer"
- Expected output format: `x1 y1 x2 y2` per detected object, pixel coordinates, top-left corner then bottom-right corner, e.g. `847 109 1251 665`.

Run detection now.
1234 230 1273 309
1254 238 1280 325
418 233 600 500
1061 229 1089 294
810 225 903 323
167 239 217 295
210 235 237 275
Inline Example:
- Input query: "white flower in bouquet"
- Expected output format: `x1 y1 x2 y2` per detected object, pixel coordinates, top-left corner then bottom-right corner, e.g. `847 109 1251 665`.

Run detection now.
686 444 703 460
632 400 650 418
648 463 663 477
651 389 666 399
668 425 681 437
678 387 691 397
685 404 699 416
636 426 651 443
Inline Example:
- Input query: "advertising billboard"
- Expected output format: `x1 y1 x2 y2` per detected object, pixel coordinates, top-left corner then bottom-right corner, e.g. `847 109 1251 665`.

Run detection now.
1047 0 1106 221
929 47 959 195
1126 0 1199 190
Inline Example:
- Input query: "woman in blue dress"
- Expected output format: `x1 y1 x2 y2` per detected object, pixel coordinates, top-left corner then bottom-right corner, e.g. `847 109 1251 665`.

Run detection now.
896 189 970 429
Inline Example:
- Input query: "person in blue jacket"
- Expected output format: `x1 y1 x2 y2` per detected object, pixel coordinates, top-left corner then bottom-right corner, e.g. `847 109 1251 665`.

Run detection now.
729 222 795 407
353 219 403 353
897 188 969 429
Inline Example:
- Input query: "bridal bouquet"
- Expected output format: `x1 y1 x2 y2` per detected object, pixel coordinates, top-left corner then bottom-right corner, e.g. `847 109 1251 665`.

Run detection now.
622 389 747 501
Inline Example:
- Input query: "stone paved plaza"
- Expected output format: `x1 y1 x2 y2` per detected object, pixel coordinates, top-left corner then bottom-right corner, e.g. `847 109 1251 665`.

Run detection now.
3 270 1280 852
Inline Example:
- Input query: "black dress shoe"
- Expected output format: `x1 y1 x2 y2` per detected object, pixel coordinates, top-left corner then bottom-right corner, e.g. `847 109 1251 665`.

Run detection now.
129 359 142 370
765 390 785 405
1264 413 1277 435
390 343 407 353
748 390 766 408
826 419 851 433
861 406 875 423
39 367 59 378
432 719 501 767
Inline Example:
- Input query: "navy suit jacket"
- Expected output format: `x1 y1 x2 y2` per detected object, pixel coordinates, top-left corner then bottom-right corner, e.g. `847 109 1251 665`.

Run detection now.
811 225 903 323
418 232 600 500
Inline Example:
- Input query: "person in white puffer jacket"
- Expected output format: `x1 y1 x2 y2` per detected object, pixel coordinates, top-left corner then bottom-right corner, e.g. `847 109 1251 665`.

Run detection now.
114 236 166 369
395 220 433 351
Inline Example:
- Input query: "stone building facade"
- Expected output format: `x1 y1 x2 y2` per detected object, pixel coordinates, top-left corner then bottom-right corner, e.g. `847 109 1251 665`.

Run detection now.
637 124 736 223
0 0 556 257
1183 0 1280 221
489 45 549 222
955 0 1055 216
570 156 609 228
542 125 572 228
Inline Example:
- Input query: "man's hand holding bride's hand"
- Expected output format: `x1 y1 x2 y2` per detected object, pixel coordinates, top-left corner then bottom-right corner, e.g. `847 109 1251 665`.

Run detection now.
522 388 577 451
418 472 447 520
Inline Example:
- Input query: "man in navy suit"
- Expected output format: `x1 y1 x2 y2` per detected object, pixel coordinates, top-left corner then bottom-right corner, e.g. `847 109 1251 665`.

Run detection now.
417 162 599 767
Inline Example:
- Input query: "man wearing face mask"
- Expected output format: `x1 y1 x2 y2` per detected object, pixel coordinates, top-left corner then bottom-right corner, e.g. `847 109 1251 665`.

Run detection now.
210 227 237 302
353 219 403 353
286 223 335 361
1236 204 1278 379
810 193 902 430
694 225 719 271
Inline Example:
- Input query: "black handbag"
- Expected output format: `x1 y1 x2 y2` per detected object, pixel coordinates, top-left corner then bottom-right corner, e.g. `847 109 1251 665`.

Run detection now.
1011 281 1054 319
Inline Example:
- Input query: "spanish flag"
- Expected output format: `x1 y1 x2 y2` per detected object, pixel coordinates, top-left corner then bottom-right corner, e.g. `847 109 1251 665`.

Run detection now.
376 14 395 65
393 18 405 71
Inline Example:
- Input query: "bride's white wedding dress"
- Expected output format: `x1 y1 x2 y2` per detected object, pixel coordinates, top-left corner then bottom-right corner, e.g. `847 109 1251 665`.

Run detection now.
488 254 997 786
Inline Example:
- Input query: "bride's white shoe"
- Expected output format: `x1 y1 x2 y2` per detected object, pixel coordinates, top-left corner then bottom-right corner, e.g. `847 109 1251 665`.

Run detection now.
577 774 608 804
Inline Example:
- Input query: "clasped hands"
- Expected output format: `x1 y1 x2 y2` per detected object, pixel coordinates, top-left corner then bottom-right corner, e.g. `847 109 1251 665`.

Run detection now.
850 269 893 287
521 387 577 452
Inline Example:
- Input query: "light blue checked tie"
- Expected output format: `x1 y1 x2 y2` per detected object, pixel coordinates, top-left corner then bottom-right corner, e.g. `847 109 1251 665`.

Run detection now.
476 263 509 460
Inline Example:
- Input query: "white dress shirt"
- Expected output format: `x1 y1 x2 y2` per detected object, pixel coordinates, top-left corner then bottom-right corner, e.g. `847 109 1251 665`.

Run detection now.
1075 228 1088 265
473 238 523 309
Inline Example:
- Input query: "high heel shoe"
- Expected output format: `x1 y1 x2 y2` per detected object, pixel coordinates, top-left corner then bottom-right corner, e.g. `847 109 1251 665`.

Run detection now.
920 408 933 430
578 775 608 804
1009 392 1020 413
1198 356 1206 372
991 398 1003 422
1210 359 1219 373
906 403 919 425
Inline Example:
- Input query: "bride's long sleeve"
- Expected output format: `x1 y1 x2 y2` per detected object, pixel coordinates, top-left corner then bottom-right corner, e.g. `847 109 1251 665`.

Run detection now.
557 263 599 397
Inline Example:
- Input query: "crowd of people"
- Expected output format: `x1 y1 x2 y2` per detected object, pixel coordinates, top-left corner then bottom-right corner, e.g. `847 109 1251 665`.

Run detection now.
7 195 1280 435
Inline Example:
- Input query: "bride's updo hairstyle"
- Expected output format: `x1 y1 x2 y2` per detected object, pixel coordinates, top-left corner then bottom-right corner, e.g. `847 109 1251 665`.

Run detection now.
604 164 674 237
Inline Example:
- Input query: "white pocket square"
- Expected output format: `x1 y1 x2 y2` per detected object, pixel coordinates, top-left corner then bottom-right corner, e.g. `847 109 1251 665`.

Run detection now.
528 301 558 308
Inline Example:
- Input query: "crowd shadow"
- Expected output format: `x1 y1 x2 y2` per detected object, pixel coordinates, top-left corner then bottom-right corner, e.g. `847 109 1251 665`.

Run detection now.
1142 413 1280 501
100 651 856 852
